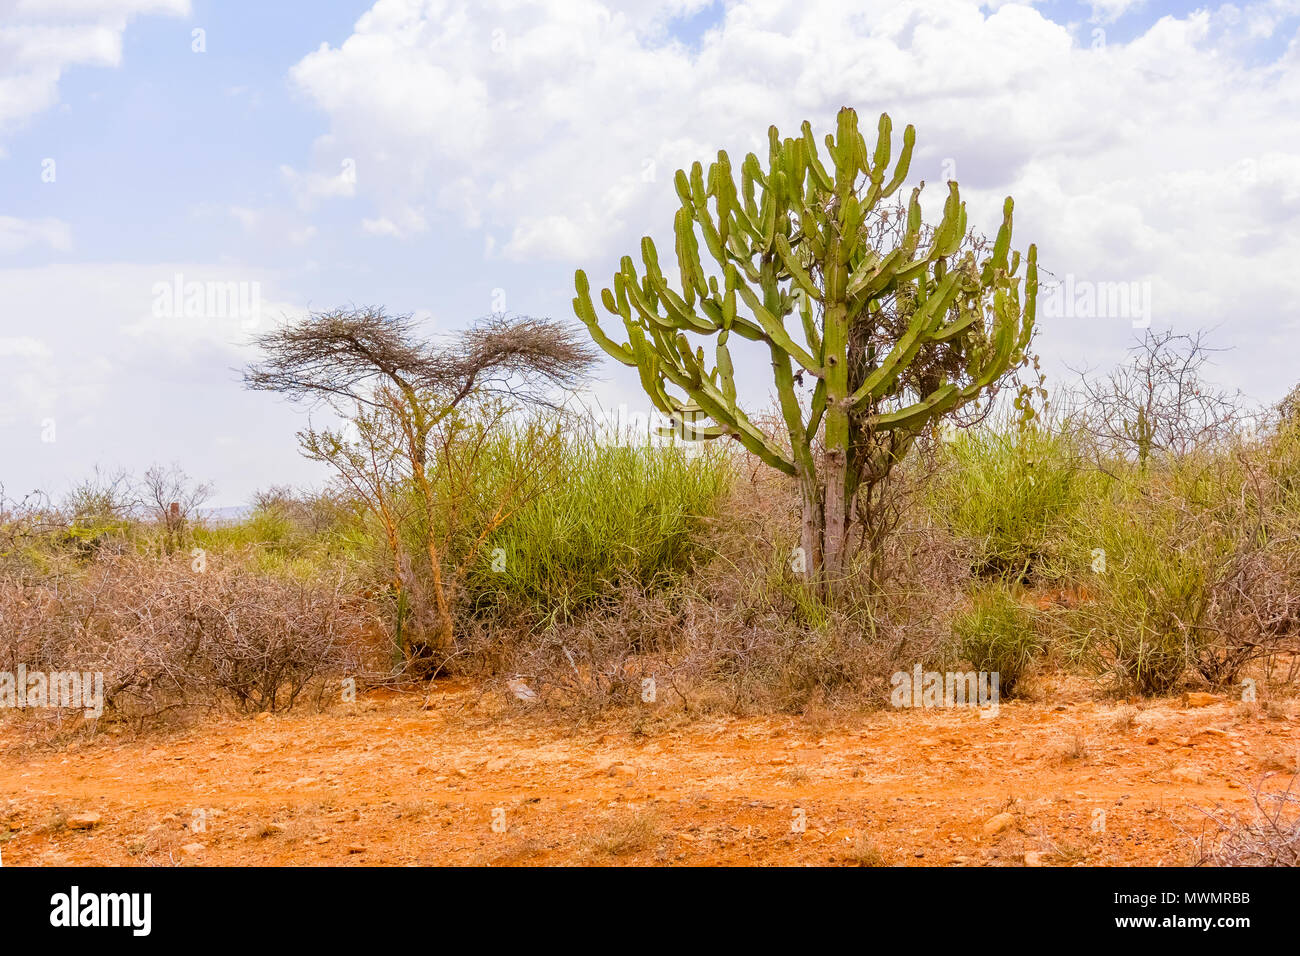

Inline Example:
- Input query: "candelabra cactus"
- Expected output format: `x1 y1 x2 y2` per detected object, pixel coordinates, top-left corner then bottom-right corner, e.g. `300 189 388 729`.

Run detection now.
574 107 1038 597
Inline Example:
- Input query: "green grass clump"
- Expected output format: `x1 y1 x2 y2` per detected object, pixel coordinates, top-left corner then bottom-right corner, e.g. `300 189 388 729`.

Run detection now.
952 584 1042 696
928 422 1096 583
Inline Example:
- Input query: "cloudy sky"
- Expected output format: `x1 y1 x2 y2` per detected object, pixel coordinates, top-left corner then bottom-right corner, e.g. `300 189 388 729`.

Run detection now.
2 0 1298 506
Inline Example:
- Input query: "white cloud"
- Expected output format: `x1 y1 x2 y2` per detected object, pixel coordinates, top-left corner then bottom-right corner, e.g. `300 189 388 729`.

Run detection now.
0 215 72 254
0 262 319 502
283 0 1300 401
187 202 324 249
0 263 295 392
1088 0 1145 24
361 207 427 237
0 0 190 139
0 335 51 358
227 206 262 231
279 157 358 209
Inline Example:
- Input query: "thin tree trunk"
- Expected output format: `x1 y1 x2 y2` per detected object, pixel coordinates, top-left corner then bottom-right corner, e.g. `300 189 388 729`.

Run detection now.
410 433 454 656
425 532 454 653
378 508 406 662
822 445 848 587
798 472 825 596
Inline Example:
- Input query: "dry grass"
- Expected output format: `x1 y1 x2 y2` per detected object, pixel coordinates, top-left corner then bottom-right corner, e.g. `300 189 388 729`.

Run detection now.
1056 733 1089 763
843 835 888 866
1108 704 1139 733
586 811 661 858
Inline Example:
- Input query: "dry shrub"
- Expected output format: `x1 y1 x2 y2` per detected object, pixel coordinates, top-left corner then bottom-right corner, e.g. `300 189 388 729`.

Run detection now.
1193 776 1300 867
0 550 378 725
457 582 687 713
1198 540 1300 688
458 452 965 716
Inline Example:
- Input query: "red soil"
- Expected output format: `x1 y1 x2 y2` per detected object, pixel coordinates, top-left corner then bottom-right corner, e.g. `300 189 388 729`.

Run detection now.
2 680 1296 866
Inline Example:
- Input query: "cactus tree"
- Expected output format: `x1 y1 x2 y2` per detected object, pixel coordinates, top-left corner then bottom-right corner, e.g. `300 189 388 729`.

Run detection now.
573 107 1038 596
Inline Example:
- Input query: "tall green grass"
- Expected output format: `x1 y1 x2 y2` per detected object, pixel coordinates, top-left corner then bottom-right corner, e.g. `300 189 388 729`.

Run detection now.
1059 446 1294 694
463 440 732 622
926 422 1098 583
1060 470 1215 693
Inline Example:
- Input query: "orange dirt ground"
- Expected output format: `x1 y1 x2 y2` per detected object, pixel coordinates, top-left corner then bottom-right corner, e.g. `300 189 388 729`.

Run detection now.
3 680 1297 867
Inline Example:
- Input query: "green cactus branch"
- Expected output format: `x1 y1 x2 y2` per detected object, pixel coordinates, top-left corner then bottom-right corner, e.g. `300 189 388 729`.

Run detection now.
573 106 1039 595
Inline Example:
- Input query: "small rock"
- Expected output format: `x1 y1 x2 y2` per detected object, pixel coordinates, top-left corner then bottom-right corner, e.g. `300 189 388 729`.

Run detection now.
67 813 101 830
180 842 205 856
293 777 318 786
1185 692 1221 708
983 812 1015 836
347 845 366 854
1145 736 1159 745
255 712 273 722
485 757 509 772
1024 851 1044 866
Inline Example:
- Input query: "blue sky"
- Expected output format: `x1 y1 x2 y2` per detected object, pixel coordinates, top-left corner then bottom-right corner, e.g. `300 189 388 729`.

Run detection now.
2 0 1299 506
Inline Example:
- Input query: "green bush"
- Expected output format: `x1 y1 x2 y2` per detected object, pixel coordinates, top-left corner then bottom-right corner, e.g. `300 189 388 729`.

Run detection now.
1061 455 1250 694
952 584 1042 696
191 496 367 579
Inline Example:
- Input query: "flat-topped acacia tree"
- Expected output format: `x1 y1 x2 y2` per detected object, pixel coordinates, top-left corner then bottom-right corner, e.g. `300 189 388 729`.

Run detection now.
573 107 1039 598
